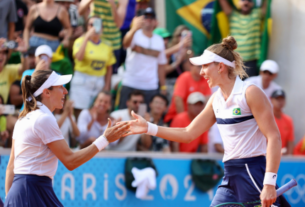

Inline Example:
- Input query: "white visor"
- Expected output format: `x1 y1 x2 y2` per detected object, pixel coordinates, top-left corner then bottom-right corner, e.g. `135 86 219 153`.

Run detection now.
27 71 72 101
189 50 235 68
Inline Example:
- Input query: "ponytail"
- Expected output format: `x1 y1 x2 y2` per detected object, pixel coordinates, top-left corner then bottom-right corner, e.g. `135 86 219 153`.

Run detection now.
19 70 53 119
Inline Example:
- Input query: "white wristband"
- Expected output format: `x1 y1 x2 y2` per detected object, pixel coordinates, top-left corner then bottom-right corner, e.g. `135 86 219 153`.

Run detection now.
263 172 277 186
146 122 158 136
93 135 109 151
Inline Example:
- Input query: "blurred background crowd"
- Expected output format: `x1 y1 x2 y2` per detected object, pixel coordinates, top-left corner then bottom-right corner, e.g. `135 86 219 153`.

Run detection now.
1 0 304 156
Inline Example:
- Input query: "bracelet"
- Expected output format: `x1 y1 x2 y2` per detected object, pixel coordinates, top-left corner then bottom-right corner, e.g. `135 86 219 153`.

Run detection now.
160 85 167 90
146 122 158 136
263 172 277 186
93 135 109 151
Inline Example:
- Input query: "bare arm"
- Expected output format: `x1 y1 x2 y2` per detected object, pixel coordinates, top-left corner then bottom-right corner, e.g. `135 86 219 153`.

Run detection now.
103 66 112 92
125 94 217 143
68 116 80 137
108 0 128 28
174 96 185 113
57 112 68 128
219 0 233 16
5 140 15 195
78 0 93 16
59 7 72 47
9 84 23 106
23 5 35 49
123 16 143 49
8 22 15 41
158 64 166 89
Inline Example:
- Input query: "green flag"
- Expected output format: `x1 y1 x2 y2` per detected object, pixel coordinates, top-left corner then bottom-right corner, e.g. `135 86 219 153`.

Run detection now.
165 0 215 55
209 0 272 67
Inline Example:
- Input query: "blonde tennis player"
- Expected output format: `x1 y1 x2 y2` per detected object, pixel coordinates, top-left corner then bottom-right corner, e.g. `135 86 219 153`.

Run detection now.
5 69 129 207
119 37 290 207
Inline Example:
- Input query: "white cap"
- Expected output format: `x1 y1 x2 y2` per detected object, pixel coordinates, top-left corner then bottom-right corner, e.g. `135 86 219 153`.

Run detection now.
35 45 53 58
260 60 279 74
27 71 72 101
189 50 235 68
187 92 206 104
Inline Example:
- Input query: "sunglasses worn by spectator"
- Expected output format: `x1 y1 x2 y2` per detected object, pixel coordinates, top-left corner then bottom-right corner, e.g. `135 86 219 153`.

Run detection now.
133 100 144 104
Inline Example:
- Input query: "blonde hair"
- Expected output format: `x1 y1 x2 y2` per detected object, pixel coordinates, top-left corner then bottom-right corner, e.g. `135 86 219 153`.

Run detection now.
168 25 190 48
207 36 248 79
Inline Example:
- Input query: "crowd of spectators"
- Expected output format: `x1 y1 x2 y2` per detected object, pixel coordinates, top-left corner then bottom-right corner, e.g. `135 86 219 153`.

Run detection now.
0 0 303 156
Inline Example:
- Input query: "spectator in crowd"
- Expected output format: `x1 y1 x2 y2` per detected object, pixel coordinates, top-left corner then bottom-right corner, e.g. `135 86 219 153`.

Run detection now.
246 60 281 98
15 0 28 38
109 90 144 151
136 0 150 11
170 92 208 153
0 38 28 105
164 58 211 123
0 95 10 148
0 0 17 40
23 0 72 51
77 91 112 149
271 89 294 155
137 94 170 152
294 136 305 156
119 8 167 109
79 0 128 73
208 123 224 154
219 0 266 76
54 99 80 147
70 16 116 120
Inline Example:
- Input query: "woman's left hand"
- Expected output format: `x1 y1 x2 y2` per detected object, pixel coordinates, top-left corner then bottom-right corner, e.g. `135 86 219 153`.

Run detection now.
16 37 28 53
103 119 130 143
116 111 148 137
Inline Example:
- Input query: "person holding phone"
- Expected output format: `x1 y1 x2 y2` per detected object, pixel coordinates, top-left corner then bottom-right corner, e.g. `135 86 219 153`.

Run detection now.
70 16 116 120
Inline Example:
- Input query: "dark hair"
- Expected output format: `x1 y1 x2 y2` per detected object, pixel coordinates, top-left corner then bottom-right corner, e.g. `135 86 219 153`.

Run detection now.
19 70 53 118
128 90 145 100
90 91 112 109
0 94 4 105
150 94 169 106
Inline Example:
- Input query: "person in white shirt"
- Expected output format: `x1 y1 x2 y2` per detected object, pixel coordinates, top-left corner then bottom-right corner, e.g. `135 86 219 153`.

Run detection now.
5 70 129 207
245 60 282 98
119 7 168 109
54 99 80 147
120 37 288 207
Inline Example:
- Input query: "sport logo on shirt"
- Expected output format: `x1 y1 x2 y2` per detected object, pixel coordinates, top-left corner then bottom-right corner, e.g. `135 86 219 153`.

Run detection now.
232 108 241 115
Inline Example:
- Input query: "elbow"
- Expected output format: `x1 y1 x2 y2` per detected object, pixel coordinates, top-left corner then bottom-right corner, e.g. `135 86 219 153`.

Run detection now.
65 163 76 171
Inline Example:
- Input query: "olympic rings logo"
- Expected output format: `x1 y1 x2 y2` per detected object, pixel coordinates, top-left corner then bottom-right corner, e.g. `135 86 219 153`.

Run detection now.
281 174 305 204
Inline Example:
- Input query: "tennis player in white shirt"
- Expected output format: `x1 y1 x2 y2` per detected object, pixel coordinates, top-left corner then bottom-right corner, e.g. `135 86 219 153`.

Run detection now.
120 37 290 207
4 69 129 207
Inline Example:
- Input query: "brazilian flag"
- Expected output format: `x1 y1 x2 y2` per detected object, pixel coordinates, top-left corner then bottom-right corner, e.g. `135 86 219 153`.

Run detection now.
165 0 215 55
209 0 272 67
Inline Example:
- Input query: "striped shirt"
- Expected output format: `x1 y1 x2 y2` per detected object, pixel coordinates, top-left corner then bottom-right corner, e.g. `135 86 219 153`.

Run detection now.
92 0 121 50
212 76 266 162
229 8 262 61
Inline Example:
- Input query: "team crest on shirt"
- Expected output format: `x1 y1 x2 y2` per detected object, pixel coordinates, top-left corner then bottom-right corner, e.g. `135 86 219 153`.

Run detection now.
232 108 241 115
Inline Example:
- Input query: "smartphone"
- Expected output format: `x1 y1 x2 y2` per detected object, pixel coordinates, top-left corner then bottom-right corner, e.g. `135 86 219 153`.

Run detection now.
0 104 15 115
40 54 49 61
93 18 102 33
3 41 18 49
138 104 147 117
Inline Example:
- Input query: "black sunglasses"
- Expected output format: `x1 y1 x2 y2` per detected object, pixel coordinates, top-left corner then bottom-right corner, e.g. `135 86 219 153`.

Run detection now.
241 0 253 2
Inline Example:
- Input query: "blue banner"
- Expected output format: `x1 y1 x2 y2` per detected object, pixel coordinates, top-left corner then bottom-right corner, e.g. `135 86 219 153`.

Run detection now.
1 155 304 206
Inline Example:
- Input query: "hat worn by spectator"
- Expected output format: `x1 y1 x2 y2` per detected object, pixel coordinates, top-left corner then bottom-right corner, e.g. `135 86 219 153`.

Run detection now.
260 60 279 74
271 89 285 99
27 46 38 56
187 92 206 104
153 28 171 38
35 45 53 58
144 7 156 18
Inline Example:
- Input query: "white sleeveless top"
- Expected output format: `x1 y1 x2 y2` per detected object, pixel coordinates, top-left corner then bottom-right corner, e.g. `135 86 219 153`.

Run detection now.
13 102 64 178
212 77 267 162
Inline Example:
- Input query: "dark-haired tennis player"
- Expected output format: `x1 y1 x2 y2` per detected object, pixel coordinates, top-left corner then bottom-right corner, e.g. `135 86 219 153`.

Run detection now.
120 36 290 207
5 69 129 207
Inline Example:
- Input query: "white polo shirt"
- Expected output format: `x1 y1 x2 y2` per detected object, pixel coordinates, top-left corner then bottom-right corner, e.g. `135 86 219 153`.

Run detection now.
213 77 267 162
13 102 64 178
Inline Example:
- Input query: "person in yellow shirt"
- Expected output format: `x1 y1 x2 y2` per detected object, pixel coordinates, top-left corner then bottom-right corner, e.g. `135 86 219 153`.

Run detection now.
0 38 29 104
70 16 116 120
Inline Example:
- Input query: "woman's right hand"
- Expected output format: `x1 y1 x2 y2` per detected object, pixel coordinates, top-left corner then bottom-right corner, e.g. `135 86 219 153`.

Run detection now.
116 111 148 137
85 27 96 40
103 119 130 143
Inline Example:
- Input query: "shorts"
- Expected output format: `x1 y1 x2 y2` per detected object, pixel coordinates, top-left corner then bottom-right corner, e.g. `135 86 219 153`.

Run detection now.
210 156 289 207
29 36 60 52
69 71 105 109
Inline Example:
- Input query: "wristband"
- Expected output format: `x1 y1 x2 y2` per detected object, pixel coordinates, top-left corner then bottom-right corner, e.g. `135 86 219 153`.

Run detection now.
263 172 277 186
93 135 109 151
160 85 167 90
146 122 158 136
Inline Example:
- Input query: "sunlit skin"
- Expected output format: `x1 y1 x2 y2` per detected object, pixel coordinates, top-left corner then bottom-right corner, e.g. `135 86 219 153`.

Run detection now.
239 0 254 15
92 93 112 115
41 85 68 112
260 70 277 89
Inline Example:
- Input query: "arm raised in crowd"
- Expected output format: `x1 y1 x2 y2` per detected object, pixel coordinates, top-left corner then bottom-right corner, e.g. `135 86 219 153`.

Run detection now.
123 16 144 49
109 0 128 28
103 66 112 92
58 6 72 48
23 5 36 50
74 27 95 61
78 0 93 16
219 0 233 16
